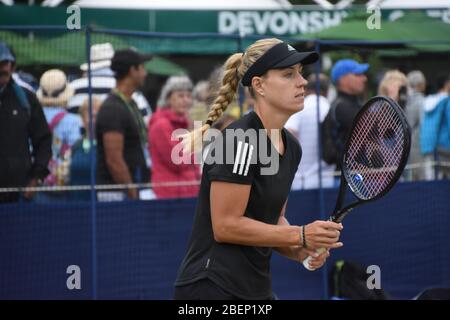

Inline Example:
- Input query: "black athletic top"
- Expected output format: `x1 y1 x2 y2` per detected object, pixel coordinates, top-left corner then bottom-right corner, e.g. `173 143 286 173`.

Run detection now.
175 111 301 299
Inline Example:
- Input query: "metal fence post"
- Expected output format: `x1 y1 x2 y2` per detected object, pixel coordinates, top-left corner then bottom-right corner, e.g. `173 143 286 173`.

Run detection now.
86 25 98 300
314 40 329 300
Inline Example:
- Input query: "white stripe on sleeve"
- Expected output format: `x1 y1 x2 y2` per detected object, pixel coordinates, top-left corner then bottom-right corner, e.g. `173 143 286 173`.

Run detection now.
232 141 243 174
243 144 254 176
238 142 249 175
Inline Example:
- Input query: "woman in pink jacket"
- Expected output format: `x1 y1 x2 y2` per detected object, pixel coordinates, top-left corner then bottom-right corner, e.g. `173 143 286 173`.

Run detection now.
148 76 200 199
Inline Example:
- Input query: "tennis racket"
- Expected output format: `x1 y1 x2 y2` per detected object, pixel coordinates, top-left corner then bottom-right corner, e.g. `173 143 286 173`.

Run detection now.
303 96 411 271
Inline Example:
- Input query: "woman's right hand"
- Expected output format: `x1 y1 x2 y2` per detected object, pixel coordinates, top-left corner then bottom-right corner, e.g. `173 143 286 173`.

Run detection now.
303 220 344 250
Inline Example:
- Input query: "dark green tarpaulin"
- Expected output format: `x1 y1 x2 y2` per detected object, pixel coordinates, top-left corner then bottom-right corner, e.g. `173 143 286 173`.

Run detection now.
0 30 187 75
303 11 450 53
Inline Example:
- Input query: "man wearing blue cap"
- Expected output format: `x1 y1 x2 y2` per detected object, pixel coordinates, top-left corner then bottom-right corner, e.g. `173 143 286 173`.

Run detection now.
325 59 369 169
0 42 52 203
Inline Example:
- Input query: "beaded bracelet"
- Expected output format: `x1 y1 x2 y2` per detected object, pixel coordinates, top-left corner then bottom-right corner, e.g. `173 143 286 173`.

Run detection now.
302 225 307 248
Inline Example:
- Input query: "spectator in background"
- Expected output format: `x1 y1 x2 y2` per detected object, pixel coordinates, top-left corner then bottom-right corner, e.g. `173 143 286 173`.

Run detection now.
148 75 200 199
406 70 427 181
285 73 335 190
0 42 52 203
240 86 256 115
13 71 38 93
68 43 152 125
68 97 102 201
378 70 409 181
189 80 210 124
69 43 115 113
96 48 152 201
3 45 38 93
378 70 408 108
328 59 369 170
205 66 223 107
36 69 82 196
421 74 450 180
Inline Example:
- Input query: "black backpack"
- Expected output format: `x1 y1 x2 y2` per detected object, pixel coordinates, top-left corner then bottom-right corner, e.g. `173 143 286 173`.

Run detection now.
330 260 390 300
321 102 342 165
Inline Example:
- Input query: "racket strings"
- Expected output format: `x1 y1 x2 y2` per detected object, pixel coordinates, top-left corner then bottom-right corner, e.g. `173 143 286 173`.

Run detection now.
345 99 406 199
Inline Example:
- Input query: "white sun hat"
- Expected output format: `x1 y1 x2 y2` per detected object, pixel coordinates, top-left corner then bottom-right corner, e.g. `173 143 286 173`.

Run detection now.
80 43 115 72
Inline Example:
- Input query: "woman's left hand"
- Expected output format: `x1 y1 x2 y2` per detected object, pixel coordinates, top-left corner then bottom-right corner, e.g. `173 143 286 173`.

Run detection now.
296 247 330 270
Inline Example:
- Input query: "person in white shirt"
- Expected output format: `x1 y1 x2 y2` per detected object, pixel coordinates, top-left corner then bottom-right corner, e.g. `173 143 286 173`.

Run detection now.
285 73 335 190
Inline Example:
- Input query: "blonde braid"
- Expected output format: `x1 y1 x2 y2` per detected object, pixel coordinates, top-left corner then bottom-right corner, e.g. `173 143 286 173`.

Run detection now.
206 53 243 123
181 53 243 154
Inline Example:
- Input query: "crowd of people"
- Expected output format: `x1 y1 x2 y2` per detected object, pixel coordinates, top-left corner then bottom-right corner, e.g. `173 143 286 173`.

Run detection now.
0 40 449 203
286 59 450 189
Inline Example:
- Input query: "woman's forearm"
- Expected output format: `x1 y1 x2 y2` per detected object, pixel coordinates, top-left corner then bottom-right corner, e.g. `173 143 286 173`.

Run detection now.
273 215 302 260
213 215 301 248
274 245 300 261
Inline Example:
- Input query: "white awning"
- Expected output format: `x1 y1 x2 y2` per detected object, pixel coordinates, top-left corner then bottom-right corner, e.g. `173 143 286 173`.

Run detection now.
73 0 292 10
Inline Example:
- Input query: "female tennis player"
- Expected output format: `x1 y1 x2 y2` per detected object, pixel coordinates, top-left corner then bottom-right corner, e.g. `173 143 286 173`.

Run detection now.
174 38 344 300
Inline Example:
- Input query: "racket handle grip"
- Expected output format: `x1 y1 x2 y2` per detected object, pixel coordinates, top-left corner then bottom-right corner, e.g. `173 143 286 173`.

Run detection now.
302 247 327 271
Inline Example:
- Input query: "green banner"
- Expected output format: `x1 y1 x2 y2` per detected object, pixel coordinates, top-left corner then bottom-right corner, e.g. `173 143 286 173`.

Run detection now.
1 5 449 38
1 5 449 55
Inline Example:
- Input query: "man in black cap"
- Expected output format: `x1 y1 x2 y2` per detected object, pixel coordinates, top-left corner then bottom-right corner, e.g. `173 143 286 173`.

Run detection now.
0 42 52 203
96 48 152 201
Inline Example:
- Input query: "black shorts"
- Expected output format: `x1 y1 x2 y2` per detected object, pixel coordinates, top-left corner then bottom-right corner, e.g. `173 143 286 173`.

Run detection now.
173 278 238 300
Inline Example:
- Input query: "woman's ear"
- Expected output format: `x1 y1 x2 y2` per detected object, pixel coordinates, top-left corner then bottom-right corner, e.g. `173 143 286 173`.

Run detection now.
251 76 265 97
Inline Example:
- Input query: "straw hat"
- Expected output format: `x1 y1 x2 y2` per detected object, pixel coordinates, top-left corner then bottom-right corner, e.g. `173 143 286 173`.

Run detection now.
36 69 74 107
80 43 114 72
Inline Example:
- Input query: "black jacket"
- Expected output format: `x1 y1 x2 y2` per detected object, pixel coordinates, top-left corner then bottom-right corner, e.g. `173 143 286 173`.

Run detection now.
0 79 52 189
332 91 363 169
